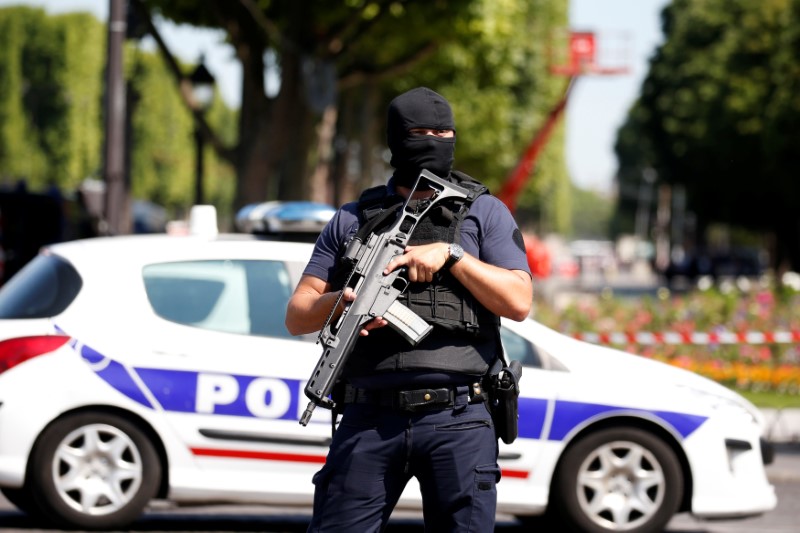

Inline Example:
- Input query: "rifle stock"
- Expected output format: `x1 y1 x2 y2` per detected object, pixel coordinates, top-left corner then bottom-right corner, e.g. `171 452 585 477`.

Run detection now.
300 170 469 426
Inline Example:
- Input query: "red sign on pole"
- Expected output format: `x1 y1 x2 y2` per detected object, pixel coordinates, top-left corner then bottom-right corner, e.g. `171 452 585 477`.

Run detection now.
569 32 596 71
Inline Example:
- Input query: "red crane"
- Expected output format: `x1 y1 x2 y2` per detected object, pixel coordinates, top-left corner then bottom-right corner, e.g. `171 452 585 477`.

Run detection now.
498 31 629 277
496 76 576 213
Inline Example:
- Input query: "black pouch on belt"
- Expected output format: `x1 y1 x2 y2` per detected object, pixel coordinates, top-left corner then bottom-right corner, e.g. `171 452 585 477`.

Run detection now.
489 360 522 444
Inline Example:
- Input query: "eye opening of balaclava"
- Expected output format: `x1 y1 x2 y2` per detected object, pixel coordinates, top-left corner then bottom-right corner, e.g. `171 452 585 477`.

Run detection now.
387 87 456 188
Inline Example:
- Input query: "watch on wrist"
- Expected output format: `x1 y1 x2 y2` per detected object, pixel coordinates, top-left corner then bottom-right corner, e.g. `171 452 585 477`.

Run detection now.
444 243 464 270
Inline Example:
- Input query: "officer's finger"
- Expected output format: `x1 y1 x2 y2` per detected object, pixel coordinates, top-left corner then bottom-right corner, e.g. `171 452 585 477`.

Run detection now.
412 266 432 283
335 288 356 315
359 317 387 336
384 253 409 275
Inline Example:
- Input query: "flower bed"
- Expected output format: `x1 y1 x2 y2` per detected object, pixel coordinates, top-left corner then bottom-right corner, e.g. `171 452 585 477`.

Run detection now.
535 282 800 395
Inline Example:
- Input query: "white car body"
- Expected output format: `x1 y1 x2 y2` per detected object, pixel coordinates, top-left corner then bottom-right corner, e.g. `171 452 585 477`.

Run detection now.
0 228 776 530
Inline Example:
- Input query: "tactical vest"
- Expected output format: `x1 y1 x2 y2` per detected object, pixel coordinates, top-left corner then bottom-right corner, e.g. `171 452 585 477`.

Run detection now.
336 171 503 380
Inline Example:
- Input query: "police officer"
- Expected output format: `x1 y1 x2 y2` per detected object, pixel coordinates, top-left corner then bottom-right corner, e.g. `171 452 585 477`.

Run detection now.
286 86 532 532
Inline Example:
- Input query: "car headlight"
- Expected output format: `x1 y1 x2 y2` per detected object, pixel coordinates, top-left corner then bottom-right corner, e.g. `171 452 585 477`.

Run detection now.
675 383 761 426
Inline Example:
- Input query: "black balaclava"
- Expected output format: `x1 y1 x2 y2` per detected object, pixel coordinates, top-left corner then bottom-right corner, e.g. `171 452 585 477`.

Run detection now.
387 87 456 188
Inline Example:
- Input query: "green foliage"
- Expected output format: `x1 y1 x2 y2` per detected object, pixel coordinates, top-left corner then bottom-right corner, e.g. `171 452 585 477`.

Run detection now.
379 0 571 232
0 1 568 230
614 0 800 270
570 185 613 239
0 6 235 220
51 13 105 191
738 389 800 409
145 0 570 231
127 48 194 209
126 47 237 218
0 7 105 190
0 7 54 186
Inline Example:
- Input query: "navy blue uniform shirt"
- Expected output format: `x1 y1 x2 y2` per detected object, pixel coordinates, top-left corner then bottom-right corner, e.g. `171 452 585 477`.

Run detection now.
302 178 531 388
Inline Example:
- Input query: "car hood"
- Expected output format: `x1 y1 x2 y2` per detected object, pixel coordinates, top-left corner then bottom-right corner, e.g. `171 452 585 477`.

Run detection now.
507 318 763 423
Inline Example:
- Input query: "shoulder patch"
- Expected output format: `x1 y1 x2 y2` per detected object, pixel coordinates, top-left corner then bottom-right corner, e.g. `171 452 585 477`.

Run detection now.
512 228 526 253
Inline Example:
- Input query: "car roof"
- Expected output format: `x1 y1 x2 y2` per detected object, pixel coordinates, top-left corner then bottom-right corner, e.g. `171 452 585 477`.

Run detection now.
45 233 316 270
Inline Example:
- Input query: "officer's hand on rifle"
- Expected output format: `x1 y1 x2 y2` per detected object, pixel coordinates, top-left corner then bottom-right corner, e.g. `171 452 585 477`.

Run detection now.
340 287 389 336
383 243 451 282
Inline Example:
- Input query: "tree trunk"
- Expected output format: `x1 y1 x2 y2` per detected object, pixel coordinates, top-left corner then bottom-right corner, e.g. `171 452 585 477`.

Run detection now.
330 92 354 207
232 18 271 209
309 105 338 204
357 82 382 193
331 84 384 206
273 49 315 201
774 215 800 276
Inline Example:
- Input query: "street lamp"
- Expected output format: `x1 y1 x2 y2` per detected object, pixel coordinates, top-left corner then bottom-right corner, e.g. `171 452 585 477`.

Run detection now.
189 56 215 205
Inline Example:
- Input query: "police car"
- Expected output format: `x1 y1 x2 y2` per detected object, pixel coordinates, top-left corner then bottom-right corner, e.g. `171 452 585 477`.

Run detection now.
0 207 776 531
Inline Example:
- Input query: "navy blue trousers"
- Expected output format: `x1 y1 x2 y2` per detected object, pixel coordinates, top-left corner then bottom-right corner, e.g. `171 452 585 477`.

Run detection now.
308 389 500 532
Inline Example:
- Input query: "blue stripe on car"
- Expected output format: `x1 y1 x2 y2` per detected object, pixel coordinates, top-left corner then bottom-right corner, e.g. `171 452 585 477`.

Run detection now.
73 339 708 440
548 399 708 440
519 397 549 439
135 368 199 413
80 344 105 365
135 368 303 422
78 345 154 408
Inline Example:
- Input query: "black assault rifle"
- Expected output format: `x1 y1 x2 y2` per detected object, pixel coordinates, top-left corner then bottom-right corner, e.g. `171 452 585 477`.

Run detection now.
299 170 470 426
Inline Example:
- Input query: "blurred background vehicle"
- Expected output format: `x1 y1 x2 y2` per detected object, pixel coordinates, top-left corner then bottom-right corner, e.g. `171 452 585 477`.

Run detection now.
234 201 335 241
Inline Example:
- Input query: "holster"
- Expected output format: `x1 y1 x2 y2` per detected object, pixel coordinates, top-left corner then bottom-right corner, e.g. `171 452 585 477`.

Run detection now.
488 360 522 444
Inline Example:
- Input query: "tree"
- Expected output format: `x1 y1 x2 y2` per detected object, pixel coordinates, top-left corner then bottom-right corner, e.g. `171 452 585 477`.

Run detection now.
0 7 104 190
400 0 571 234
570 185 613 239
136 0 570 233
614 0 800 272
133 0 472 208
126 47 238 219
0 1 571 234
0 6 236 221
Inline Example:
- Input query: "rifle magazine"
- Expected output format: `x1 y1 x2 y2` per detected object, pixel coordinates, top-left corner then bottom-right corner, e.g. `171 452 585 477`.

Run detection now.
384 300 433 345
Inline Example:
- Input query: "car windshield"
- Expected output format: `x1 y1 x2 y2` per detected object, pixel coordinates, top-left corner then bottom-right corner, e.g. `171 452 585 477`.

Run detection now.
0 254 82 318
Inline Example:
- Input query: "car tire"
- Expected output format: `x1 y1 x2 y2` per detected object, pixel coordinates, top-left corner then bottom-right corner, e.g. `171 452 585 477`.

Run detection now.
1 486 41 516
28 412 161 530
550 427 682 533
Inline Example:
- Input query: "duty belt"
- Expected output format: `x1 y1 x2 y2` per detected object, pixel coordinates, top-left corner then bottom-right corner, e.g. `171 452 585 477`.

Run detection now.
343 382 487 412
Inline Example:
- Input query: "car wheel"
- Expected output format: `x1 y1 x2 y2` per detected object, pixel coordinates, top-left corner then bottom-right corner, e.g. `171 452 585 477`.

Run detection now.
28 412 161 530
551 427 682 533
1 486 40 515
